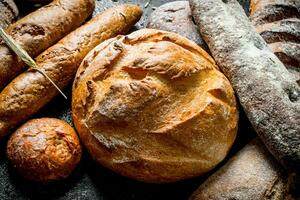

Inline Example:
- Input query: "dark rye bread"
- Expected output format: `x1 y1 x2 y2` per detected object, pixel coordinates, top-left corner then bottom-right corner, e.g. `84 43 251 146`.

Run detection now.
250 0 300 84
146 1 208 51
190 138 290 200
189 0 300 171
0 0 18 29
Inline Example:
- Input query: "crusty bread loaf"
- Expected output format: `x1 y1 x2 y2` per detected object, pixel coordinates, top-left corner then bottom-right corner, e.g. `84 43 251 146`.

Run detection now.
0 4 143 139
190 0 300 171
72 29 238 183
250 0 300 83
7 118 81 182
147 1 208 51
0 0 95 90
190 138 290 200
0 0 18 29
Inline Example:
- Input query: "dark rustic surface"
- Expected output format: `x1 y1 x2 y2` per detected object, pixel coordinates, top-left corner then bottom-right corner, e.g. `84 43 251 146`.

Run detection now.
0 1 255 200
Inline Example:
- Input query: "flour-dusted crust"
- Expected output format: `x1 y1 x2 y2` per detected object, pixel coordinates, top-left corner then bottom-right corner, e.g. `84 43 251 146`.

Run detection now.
147 1 208 51
0 0 95 90
72 29 239 183
190 138 290 200
0 0 18 29
250 0 300 83
7 118 81 182
0 4 143 139
189 0 300 170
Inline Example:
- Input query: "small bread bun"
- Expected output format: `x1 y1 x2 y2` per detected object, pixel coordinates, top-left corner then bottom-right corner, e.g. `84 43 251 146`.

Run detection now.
7 118 81 182
72 29 238 183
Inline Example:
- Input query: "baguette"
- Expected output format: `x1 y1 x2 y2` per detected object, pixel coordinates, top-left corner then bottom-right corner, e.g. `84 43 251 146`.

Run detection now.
0 4 143 139
189 0 300 170
0 0 95 90
250 0 300 83
190 138 290 200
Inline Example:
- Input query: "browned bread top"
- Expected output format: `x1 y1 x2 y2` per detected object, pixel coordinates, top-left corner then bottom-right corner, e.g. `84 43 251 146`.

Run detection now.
7 118 81 182
0 4 142 140
0 0 95 90
72 29 238 183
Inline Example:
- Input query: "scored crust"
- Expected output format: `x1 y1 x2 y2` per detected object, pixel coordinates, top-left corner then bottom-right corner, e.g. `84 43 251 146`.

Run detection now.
72 29 238 183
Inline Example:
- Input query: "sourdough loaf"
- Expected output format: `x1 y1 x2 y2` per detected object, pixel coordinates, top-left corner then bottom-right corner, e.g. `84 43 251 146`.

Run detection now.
72 29 238 183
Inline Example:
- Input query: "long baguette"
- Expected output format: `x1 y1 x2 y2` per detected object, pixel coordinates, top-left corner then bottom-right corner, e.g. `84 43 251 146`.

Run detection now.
189 0 300 170
0 0 95 90
0 4 143 139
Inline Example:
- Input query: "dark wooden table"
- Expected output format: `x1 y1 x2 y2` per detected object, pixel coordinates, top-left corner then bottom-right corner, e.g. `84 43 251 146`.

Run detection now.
0 1 252 199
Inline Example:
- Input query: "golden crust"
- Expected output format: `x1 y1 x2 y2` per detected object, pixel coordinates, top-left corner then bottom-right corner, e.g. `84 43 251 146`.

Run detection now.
0 4 143 139
7 118 81 182
72 29 238 183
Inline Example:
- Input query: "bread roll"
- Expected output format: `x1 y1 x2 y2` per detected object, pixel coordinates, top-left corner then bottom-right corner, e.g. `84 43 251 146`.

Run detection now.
72 29 239 183
0 0 18 29
189 0 300 171
250 0 300 83
0 4 142 140
190 138 290 200
7 118 81 182
0 0 95 90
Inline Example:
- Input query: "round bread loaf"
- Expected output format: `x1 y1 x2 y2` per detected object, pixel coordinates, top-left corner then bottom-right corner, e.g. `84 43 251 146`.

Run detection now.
7 118 81 182
72 29 238 183
0 0 18 29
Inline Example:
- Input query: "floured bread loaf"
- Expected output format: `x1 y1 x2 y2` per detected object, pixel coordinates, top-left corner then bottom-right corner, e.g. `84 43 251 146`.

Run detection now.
0 0 18 29
250 0 300 83
72 29 238 183
190 138 290 200
147 1 208 51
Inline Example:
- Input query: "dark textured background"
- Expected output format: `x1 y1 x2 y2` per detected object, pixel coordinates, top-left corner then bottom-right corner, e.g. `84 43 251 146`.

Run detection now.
0 1 256 200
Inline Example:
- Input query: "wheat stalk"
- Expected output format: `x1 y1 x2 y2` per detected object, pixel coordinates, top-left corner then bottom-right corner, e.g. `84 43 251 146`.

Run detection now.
0 27 67 99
